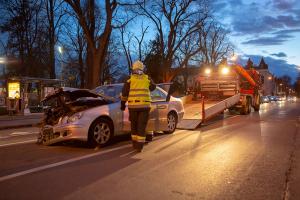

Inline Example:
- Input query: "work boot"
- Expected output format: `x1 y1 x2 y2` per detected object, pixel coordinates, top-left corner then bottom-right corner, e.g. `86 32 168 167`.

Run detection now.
135 142 144 152
145 134 153 143
132 140 137 149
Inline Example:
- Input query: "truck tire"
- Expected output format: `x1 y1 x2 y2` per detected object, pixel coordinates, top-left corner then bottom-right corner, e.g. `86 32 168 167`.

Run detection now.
240 98 251 115
254 96 260 111
247 97 252 114
254 103 260 111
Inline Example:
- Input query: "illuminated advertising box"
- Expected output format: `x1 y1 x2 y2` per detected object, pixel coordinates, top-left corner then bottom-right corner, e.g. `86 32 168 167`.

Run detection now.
8 82 20 99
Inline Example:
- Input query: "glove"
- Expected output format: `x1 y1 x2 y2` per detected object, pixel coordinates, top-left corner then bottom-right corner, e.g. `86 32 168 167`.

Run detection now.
120 101 126 111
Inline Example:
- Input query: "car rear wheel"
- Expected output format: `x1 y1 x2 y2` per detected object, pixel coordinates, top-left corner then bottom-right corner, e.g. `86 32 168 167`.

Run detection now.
163 112 178 134
88 118 113 147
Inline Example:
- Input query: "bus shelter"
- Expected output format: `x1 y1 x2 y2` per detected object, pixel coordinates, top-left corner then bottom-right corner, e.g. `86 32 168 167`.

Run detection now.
0 77 63 115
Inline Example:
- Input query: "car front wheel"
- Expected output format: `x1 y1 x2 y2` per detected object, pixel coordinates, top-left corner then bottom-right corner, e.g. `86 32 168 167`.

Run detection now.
88 118 113 147
163 112 178 134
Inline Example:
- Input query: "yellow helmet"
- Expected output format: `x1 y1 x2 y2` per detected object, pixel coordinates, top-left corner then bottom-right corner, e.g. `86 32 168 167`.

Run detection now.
132 60 144 71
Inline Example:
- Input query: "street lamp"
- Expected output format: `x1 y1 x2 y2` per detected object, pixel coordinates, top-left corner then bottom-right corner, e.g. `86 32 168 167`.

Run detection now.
229 54 238 65
0 57 6 64
0 57 7 75
57 46 64 85
58 46 63 54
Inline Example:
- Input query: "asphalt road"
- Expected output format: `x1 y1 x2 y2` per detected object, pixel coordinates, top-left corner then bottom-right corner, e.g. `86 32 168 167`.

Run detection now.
0 100 299 200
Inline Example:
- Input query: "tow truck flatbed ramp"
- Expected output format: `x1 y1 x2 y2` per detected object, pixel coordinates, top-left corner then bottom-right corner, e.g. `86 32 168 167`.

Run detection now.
177 94 240 130
176 100 219 129
176 101 203 129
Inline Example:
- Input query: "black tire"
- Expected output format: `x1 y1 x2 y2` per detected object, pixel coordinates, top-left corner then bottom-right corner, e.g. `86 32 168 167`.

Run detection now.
163 112 178 134
228 107 236 114
88 118 114 147
246 97 252 114
240 98 251 115
254 103 260 111
254 96 260 111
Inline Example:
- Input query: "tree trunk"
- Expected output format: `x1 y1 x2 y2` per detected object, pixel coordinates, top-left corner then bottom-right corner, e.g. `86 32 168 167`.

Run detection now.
78 49 85 88
49 0 56 78
86 45 93 88
91 51 101 88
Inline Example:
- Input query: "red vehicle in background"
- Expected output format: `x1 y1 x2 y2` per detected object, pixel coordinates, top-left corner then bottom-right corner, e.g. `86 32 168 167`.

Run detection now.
176 63 262 130
195 63 262 115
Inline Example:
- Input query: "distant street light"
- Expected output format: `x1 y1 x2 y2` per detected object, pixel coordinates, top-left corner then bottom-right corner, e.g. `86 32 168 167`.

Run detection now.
268 76 272 80
0 57 7 75
229 54 238 64
0 57 6 64
58 46 63 54
57 46 64 85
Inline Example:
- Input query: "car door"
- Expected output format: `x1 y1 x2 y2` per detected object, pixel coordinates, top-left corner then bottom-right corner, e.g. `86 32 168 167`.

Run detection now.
150 88 169 131
121 88 169 132
122 103 157 132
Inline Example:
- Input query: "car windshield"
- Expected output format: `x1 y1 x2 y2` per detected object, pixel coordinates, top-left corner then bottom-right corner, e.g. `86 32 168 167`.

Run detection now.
93 84 168 102
93 85 123 101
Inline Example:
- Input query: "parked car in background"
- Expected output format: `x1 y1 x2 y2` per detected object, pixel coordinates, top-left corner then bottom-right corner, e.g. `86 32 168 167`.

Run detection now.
275 96 284 101
261 96 270 103
38 85 184 147
268 96 277 102
287 96 297 102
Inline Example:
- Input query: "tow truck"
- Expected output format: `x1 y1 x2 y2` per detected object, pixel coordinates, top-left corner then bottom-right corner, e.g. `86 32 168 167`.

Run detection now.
177 64 262 129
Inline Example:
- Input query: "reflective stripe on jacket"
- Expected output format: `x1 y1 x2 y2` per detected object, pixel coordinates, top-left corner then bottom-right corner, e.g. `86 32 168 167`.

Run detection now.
128 74 151 108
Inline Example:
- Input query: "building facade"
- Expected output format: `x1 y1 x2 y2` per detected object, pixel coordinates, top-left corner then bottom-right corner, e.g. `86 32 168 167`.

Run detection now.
245 58 276 96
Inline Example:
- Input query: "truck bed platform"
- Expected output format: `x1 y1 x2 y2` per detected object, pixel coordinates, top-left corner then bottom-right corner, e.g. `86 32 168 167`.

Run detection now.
177 94 240 130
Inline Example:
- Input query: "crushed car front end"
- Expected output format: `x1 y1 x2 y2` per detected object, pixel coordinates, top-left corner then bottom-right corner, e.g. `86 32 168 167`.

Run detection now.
38 87 114 145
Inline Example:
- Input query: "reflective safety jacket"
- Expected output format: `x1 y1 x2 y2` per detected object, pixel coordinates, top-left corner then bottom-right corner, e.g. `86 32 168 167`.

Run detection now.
121 73 156 109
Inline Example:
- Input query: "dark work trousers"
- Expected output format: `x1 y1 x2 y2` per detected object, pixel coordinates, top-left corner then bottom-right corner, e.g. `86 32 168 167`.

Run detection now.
129 107 150 146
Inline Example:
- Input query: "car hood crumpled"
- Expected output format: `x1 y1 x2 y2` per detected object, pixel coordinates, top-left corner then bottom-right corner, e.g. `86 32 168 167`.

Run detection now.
42 87 105 103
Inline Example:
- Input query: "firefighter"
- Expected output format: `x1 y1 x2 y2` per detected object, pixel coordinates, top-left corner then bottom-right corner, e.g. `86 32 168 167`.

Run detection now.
120 60 156 152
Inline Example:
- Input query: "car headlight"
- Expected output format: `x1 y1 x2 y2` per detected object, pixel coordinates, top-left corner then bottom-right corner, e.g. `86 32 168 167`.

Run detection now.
67 112 84 123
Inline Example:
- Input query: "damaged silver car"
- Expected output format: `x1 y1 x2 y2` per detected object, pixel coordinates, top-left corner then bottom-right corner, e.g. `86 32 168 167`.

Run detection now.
38 86 184 147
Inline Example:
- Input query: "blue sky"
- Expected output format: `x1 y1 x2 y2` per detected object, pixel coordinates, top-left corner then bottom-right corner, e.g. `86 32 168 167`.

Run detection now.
211 0 300 82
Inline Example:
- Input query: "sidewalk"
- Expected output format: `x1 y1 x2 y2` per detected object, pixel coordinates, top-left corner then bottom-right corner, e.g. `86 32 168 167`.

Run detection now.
0 113 43 130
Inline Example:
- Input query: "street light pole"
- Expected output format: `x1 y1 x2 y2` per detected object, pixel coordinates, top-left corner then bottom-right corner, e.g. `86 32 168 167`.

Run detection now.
0 57 7 76
57 46 64 86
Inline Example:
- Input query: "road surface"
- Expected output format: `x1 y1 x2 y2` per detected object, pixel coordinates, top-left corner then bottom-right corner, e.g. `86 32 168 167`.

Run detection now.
0 100 299 200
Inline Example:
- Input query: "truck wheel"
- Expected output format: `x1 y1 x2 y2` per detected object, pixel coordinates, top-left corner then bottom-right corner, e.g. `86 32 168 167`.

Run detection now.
254 96 260 111
246 98 252 114
240 98 251 115
254 103 260 111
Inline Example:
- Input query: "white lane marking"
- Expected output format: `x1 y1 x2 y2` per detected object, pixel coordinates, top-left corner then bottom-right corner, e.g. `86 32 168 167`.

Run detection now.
10 131 39 136
0 140 37 147
0 144 131 182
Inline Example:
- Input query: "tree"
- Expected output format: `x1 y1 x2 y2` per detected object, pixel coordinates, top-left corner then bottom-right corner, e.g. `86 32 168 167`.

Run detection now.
198 22 233 66
44 0 64 79
119 25 133 74
144 36 164 83
1 0 49 77
136 0 209 81
119 22 149 74
62 19 87 88
64 0 133 88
